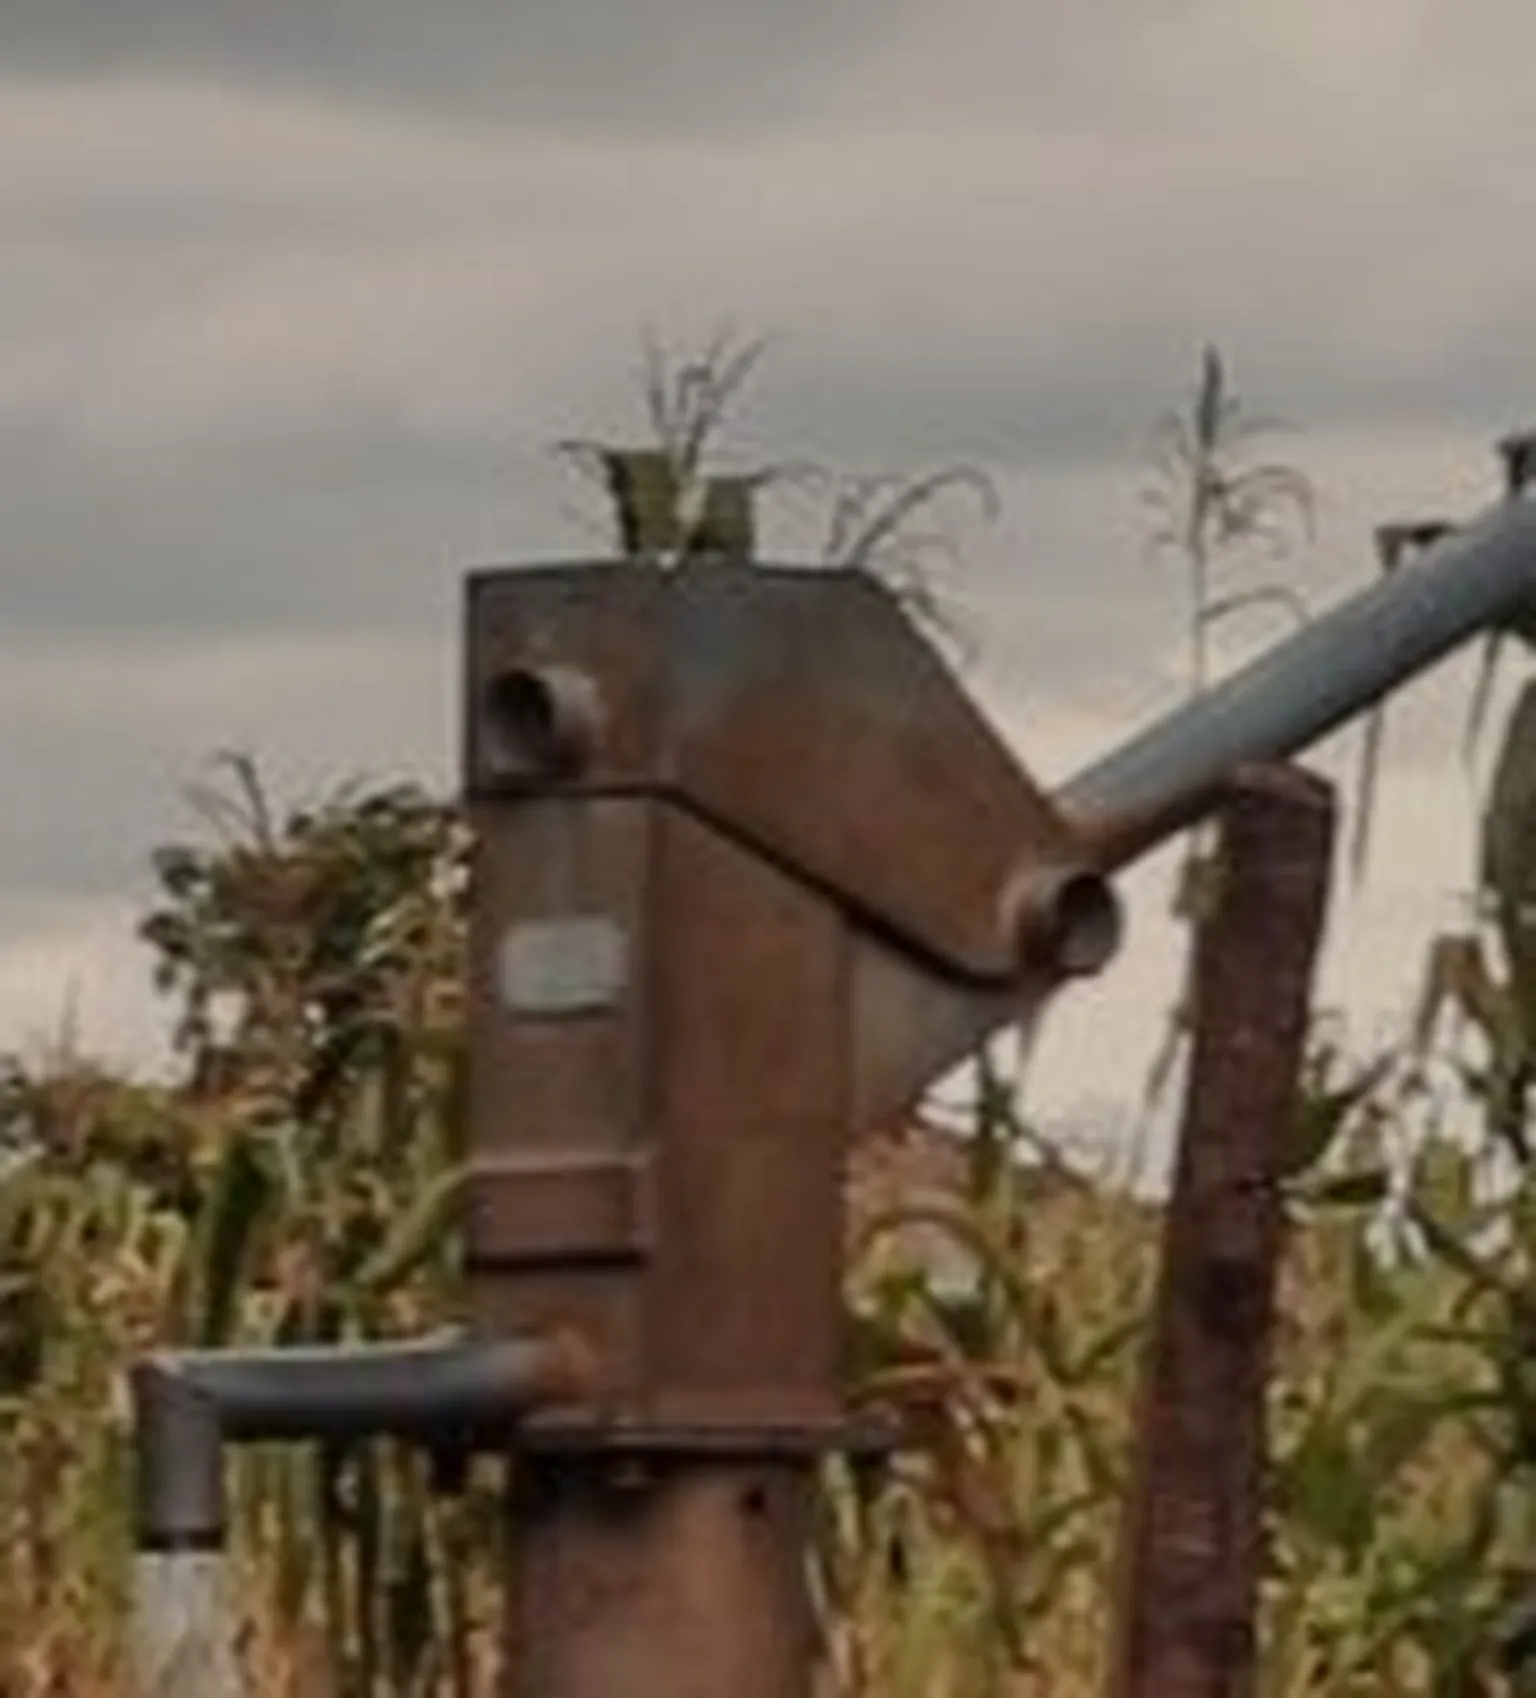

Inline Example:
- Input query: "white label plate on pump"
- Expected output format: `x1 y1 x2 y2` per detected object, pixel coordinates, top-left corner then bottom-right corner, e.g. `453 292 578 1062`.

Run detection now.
498 917 628 1016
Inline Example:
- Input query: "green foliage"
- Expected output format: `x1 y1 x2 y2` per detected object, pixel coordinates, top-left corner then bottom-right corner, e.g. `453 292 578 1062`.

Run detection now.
0 763 486 1697
0 777 1528 1694
6 762 1527 1696
1143 343 1315 699
552 329 998 657
553 328 788 560
824 1060 1151 1698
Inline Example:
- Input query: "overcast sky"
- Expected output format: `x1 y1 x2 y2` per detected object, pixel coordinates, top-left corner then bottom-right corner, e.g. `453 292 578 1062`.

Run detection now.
5 0 1536 1177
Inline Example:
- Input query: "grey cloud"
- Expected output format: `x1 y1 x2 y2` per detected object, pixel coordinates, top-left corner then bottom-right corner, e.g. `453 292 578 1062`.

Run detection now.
773 331 1520 471
0 406 545 639
7 6 1536 655
0 630 452 906
0 0 892 136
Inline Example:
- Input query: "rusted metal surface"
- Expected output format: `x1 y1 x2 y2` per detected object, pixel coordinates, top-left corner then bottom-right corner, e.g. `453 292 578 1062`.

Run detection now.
461 556 1107 1463
464 802 849 1432
507 1461 819 1698
463 553 1091 1698
465 559 1084 981
645 805 845 1429
1111 764 1336 1698
467 1152 657 1269
464 794 655 1401
465 796 653 1163
847 931 1036 1132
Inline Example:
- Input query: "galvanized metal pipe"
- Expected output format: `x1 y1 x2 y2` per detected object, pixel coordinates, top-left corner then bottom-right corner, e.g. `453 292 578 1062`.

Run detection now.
1056 491 1536 871
131 1549 245 1698
130 1331 589 1550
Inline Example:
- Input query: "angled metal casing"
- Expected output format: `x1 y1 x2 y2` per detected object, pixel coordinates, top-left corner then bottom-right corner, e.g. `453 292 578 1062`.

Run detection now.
461 558 1070 1440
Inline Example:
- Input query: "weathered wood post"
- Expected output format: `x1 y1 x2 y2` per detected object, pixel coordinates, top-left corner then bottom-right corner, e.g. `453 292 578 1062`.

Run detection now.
1110 764 1336 1698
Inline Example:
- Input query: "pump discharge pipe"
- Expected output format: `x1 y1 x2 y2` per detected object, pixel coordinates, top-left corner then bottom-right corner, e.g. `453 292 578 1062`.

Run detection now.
1055 491 1536 868
128 1333 590 1698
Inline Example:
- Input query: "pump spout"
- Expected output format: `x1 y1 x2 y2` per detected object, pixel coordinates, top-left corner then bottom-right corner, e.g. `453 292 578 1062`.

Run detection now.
1053 492 1536 873
125 1330 592 1698
131 1330 591 1551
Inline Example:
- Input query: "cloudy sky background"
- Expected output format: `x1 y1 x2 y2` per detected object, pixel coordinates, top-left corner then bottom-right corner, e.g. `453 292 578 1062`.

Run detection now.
4 0 1536 1177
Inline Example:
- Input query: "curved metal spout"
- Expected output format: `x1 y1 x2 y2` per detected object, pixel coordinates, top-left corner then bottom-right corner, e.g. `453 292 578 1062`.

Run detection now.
1055 491 1536 872
130 1330 592 1551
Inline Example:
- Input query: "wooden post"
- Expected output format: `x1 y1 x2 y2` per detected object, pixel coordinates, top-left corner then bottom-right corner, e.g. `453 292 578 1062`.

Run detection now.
1112 763 1336 1698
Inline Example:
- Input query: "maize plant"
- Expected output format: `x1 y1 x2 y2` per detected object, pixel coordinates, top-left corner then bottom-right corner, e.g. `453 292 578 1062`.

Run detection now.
134 757 494 1698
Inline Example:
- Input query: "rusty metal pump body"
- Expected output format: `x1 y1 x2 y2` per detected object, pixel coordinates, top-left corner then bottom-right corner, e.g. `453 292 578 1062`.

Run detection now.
461 556 1099 1698
461 557 1090 1443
